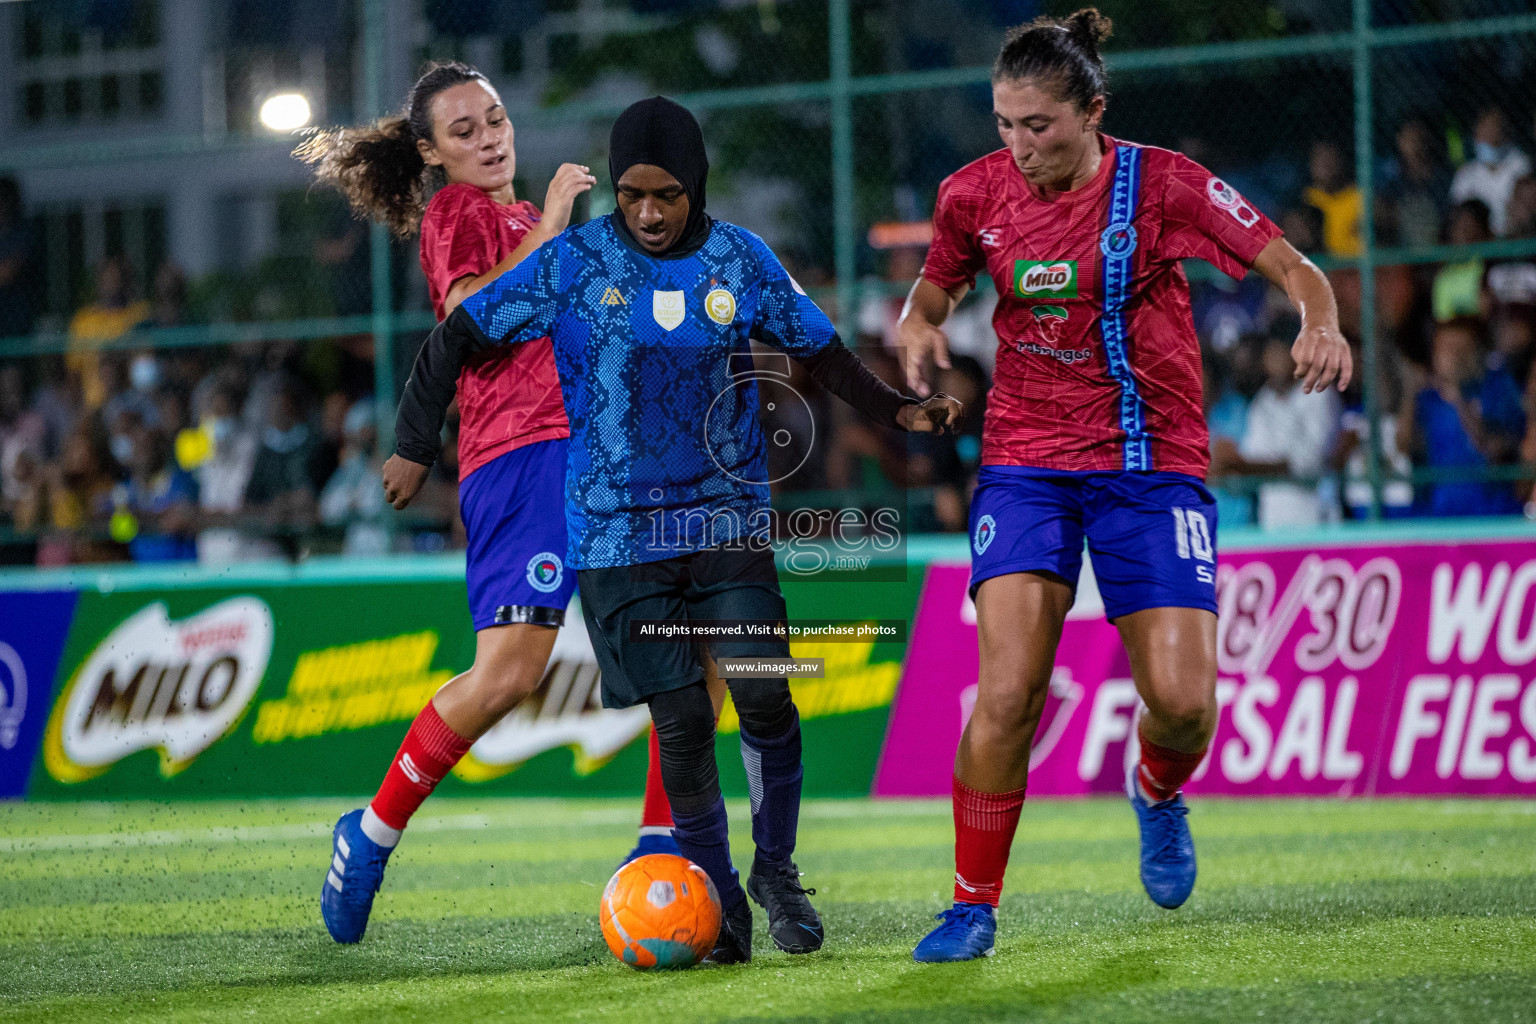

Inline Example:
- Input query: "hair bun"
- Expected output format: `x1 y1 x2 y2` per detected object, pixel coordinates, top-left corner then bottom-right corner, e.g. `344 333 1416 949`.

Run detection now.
1065 7 1113 56
992 8 1111 109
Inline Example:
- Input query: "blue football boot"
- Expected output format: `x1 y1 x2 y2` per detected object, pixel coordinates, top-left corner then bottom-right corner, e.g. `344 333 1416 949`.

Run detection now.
321 809 394 943
912 903 997 963
1126 761 1197 909
619 829 680 869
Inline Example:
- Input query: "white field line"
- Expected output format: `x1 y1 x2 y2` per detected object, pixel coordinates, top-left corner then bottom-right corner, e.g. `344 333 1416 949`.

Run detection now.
2 798 1527 854
0 806 645 854
800 800 947 819
1430 801 1536 815
0 802 944 854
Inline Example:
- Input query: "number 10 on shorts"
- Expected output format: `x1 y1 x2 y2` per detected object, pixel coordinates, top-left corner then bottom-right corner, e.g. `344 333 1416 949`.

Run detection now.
1171 507 1214 583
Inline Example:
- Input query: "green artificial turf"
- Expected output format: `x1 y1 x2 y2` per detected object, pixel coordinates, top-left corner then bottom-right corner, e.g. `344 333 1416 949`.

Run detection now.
1 797 1532 1022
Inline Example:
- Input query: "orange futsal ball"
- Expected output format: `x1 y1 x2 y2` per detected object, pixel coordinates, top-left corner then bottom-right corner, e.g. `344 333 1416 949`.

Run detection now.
600 853 722 970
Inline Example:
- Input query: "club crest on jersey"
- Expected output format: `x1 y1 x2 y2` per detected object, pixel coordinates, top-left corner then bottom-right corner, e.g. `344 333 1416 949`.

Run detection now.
526 552 565 593
974 514 997 555
1099 222 1137 259
1206 177 1260 228
652 290 685 331
705 288 736 325
1206 177 1241 211
1013 260 1077 299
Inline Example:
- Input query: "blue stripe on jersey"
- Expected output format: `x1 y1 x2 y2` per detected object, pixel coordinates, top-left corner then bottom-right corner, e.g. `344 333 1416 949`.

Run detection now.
1098 145 1150 471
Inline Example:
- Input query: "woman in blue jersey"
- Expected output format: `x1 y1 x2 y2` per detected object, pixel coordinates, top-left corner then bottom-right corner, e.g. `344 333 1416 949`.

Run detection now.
388 97 960 964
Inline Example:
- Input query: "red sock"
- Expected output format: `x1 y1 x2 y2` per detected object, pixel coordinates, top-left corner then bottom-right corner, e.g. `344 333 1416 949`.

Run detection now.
1136 727 1207 803
369 701 474 831
952 775 1026 907
638 727 675 831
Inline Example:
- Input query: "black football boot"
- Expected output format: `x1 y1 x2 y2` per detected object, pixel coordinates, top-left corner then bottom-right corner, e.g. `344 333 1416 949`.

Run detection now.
703 897 753 965
747 857 824 954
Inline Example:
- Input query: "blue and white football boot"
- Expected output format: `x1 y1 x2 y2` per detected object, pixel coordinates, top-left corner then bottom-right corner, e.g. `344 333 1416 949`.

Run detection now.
912 903 997 963
321 809 395 943
619 828 681 869
1126 761 1197 909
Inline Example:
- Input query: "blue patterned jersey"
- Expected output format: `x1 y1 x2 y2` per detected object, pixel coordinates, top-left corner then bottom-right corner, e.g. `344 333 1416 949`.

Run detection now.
457 216 838 569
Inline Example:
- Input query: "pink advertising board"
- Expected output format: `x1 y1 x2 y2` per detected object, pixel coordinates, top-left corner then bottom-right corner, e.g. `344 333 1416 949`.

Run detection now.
876 540 1536 798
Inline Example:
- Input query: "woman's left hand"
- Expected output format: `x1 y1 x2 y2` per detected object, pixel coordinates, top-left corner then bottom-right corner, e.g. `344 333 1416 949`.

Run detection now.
381 454 431 510
1291 323 1353 394
898 394 963 434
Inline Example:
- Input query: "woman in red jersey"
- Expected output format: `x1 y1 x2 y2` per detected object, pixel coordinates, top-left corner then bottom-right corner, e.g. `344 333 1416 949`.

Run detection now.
900 11 1351 962
299 62 704 943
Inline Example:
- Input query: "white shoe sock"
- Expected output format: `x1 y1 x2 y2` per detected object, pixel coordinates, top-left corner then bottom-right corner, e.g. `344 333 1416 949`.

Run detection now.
360 806 402 848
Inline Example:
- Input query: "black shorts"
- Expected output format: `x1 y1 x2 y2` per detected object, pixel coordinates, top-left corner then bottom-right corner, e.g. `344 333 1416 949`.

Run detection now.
577 544 791 709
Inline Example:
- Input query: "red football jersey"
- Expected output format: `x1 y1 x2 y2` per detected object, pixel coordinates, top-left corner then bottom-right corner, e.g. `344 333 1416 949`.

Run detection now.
923 136 1282 479
419 183 568 481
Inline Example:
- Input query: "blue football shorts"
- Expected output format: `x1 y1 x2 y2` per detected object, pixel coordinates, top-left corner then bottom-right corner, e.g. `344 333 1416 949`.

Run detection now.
967 465 1219 620
459 437 576 630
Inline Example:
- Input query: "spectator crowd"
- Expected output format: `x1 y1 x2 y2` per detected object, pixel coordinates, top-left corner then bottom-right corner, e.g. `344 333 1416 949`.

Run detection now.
1193 105 1536 531
3 104 1536 566
0 257 459 566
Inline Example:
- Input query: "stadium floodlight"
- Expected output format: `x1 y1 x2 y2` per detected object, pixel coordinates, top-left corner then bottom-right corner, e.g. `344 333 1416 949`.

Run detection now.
259 93 311 132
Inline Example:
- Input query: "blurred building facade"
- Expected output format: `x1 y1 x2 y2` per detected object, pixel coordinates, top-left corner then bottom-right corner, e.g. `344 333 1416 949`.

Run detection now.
1 1 1534 566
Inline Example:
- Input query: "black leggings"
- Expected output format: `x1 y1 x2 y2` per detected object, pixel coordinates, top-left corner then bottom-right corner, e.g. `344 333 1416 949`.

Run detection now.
648 678 795 818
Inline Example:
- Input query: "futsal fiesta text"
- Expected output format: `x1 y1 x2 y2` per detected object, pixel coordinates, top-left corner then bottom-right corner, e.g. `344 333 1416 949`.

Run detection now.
1081 554 1536 791
880 541 1536 797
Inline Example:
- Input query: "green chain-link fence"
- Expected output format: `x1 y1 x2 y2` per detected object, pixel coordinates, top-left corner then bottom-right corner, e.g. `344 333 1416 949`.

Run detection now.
1 0 1534 563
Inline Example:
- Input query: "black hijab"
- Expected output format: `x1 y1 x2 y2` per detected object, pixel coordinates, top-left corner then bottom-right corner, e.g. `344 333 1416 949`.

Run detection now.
608 96 712 259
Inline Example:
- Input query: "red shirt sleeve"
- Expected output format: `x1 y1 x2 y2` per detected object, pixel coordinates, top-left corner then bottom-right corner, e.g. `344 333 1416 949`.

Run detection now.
419 185 507 319
1157 153 1282 278
922 171 987 292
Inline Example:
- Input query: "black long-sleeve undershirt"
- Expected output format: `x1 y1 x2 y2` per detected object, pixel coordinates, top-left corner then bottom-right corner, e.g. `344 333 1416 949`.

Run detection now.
795 339 916 431
394 305 489 467
393 308 917 467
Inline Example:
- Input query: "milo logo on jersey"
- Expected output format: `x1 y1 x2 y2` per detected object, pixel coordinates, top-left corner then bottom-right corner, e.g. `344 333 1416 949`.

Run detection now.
1014 260 1078 299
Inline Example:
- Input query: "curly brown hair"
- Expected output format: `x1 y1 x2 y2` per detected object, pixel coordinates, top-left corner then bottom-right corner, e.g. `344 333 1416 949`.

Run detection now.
294 61 488 237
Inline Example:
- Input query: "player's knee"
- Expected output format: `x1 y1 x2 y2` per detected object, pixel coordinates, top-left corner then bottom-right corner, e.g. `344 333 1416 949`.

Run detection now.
648 683 720 816
729 678 795 740
474 689 521 724
1144 688 1216 743
465 654 546 717
970 674 1049 738
649 683 717 757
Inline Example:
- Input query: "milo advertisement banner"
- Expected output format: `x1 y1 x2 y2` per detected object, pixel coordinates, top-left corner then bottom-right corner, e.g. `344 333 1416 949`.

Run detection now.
8 533 1536 802
876 540 1536 798
1 567 919 800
